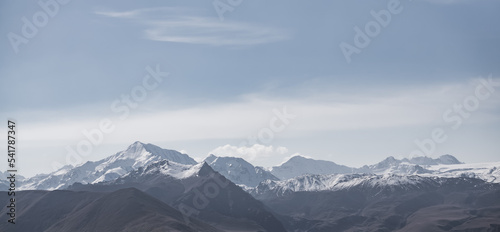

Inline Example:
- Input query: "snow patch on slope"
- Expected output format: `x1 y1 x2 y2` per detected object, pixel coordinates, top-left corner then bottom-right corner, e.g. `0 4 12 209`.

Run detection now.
20 141 197 190
423 162 500 183
204 154 279 187
251 173 443 197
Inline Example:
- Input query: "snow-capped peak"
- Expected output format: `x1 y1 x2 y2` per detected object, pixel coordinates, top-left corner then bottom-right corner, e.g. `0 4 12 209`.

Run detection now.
249 173 489 197
402 154 462 166
203 155 278 187
96 141 196 173
20 142 198 190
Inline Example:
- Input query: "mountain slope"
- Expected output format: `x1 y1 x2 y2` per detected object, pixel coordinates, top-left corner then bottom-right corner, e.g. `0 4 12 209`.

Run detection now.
358 156 432 175
47 188 221 232
268 155 464 181
69 160 287 232
0 171 24 190
358 155 500 182
423 161 500 183
255 176 500 232
0 190 104 232
360 155 461 173
20 141 197 190
0 188 221 232
251 173 497 198
204 154 279 187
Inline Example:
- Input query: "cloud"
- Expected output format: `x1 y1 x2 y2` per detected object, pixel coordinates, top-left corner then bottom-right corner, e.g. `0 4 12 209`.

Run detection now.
95 7 194 18
6 76 500 175
95 7 291 46
209 144 289 162
13 77 500 145
95 10 139 18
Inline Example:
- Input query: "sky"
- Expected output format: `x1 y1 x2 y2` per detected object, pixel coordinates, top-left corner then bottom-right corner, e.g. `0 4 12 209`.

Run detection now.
1 0 499 177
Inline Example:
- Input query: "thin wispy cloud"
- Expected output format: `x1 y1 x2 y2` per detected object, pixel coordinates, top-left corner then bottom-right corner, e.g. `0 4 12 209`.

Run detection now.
95 7 291 46
95 7 193 19
95 10 138 18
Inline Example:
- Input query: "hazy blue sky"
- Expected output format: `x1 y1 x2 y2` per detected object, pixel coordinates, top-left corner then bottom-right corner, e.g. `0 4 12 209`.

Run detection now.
1 0 499 177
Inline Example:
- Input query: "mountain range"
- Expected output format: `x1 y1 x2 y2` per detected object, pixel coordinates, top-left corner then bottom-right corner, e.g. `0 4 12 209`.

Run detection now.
20 141 197 190
1 141 499 231
204 154 279 187
16 142 498 190
67 160 286 232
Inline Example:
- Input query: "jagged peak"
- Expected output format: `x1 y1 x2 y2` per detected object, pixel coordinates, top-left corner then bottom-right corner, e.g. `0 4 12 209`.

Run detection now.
382 156 398 162
198 162 218 177
373 154 462 167
114 142 197 165
206 154 217 159
203 154 219 164
125 141 169 153
127 141 146 149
